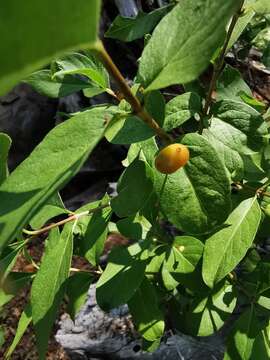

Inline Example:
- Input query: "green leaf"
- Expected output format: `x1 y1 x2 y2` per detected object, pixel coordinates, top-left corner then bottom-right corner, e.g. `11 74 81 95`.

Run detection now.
212 100 267 155
0 0 101 95
96 244 148 311
66 272 93 319
154 134 231 234
251 0 270 14
31 226 73 359
0 241 25 283
162 236 204 290
203 197 261 288
26 70 92 98
250 324 270 360
0 272 32 307
80 199 111 266
163 92 201 131
216 65 252 102
226 7 255 51
0 133 11 185
262 43 270 69
128 277 164 341
29 193 68 230
117 214 151 240
5 302 32 359
144 90 165 127
185 282 236 336
138 0 241 91
105 113 155 144
111 159 154 218
105 7 170 42
224 305 269 360
0 106 112 253
51 52 110 99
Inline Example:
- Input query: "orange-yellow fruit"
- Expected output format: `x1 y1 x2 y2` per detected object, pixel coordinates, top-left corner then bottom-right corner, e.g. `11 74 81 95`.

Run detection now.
155 143 190 174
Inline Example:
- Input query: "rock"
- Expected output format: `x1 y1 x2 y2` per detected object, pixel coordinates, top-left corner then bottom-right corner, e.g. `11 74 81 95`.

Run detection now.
56 286 225 360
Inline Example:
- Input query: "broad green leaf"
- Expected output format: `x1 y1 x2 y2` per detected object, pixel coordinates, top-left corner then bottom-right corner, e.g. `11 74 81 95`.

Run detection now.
216 65 252 102
163 92 201 131
154 134 231 234
224 305 269 360
239 92 266 112
26 70 92 98
0 327 4 347
105 113 155 144
117 214 151 240
105 7 170 42
30 192 68 230
203 128 244 181
128 277 164 341
203 197 261 288
162 236 204 291
96 244 148 311
212 100 267 155
5 302 32 359
0 106 113 253
0 273 32 307
67 272 93 319
138 0 241 91
111 159 154 218
0 0 101 95
0 133 11 185
123 137 158 168
240 262 270 297
185 282 236 336
31 226 73 359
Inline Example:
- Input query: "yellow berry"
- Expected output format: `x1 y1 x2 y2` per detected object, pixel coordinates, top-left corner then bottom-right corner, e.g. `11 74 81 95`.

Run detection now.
155 143 190 174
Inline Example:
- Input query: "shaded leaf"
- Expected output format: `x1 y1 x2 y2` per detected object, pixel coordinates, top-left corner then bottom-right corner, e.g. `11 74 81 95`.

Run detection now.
105 7 170 42
0 133 11 185
128 277 164 341
96 244 148 311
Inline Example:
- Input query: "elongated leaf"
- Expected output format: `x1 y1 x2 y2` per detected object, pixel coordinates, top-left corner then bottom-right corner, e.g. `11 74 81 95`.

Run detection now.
0 133 11 185
96 244 148 311
0 106 113 253
5 303 32 359
0 0 101 95
31 226 73 360
105 7 170 42
203 197 261 288
154 134 231 234
26 70 92 98
163 92 201 131
0 241 25 283
111 159 154 217
185 282 236 336
128 277 164 341
138 0 241 91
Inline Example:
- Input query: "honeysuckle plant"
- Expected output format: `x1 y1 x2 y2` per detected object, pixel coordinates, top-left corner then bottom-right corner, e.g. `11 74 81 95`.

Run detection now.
0 0 270 359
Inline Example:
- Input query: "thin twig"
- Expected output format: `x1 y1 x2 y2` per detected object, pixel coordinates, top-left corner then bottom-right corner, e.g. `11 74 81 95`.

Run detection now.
96 41 173 144
202 1 245 118
23 203 110 236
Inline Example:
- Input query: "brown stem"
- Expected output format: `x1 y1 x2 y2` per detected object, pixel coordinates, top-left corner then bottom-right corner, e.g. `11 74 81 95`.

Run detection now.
96 41 173 144
202 1 245 118
23 203 110 236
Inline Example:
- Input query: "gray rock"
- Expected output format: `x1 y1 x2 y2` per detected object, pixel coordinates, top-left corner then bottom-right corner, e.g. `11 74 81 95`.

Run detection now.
56 286 225 360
